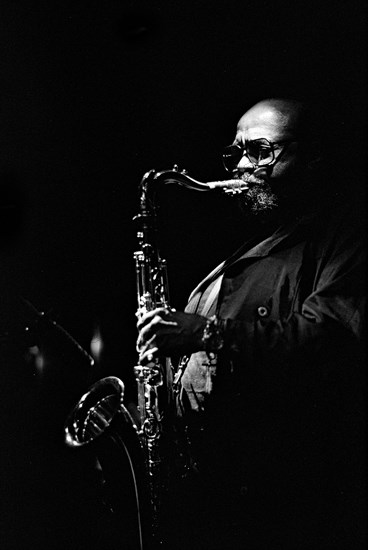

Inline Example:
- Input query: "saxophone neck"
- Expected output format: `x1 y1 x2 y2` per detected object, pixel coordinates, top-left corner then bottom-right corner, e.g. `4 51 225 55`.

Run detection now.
153 166 210 191
146 166 248 194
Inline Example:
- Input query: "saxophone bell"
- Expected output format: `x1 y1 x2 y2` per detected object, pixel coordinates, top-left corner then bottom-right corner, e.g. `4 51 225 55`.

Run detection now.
64 376 149 550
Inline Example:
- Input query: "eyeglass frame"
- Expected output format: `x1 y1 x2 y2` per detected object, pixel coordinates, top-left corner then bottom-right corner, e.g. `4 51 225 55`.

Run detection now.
222 138 296 172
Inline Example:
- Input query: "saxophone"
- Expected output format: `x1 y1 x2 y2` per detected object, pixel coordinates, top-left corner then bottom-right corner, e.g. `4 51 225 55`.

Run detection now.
64 167 246 549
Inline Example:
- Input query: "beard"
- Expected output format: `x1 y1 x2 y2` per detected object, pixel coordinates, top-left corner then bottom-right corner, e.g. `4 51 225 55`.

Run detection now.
236 174 280 221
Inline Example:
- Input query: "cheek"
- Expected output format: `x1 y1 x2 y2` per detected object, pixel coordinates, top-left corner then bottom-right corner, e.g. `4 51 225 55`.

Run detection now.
271 157 299 180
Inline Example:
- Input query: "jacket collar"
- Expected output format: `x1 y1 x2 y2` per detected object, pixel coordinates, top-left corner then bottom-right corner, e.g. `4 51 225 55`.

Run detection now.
187 213 316 303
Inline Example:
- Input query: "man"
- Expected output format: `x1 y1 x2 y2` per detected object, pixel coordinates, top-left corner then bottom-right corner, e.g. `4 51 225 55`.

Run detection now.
137 99 366 549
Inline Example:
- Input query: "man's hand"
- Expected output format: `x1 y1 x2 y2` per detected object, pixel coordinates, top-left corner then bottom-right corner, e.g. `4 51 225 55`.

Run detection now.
136 308 207 364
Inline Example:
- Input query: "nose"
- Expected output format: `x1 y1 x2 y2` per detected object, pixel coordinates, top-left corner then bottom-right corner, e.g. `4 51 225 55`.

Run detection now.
236 151 255 172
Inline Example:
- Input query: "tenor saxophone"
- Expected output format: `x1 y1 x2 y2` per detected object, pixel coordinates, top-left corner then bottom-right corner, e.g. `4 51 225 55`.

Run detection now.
64 167 246 549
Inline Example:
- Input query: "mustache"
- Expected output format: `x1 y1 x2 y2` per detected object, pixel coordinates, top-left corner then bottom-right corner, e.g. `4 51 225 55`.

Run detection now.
235 172 269 187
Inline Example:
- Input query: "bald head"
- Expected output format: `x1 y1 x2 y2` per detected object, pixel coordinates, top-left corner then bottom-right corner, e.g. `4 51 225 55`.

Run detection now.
237 98 308 143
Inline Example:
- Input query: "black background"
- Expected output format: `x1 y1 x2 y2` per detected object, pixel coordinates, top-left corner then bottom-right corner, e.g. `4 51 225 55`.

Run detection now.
1 0 366 331
0 0 366 548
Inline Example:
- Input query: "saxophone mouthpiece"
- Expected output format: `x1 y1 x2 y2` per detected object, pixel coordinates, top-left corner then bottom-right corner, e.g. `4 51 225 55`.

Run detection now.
207 179 249 194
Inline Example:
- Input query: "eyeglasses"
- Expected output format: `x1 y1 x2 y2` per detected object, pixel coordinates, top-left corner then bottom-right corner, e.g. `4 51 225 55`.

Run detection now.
222 138 295 172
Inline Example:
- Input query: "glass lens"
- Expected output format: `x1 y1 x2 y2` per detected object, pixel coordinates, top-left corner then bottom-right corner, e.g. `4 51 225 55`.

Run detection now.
247 139 274 166
222 145 242 172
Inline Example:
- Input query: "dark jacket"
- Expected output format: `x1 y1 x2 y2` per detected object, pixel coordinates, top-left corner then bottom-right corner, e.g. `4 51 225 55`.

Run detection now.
174 198 366 550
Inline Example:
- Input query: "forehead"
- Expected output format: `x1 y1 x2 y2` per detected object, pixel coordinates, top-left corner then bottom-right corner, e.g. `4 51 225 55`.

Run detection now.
235 104 296 143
